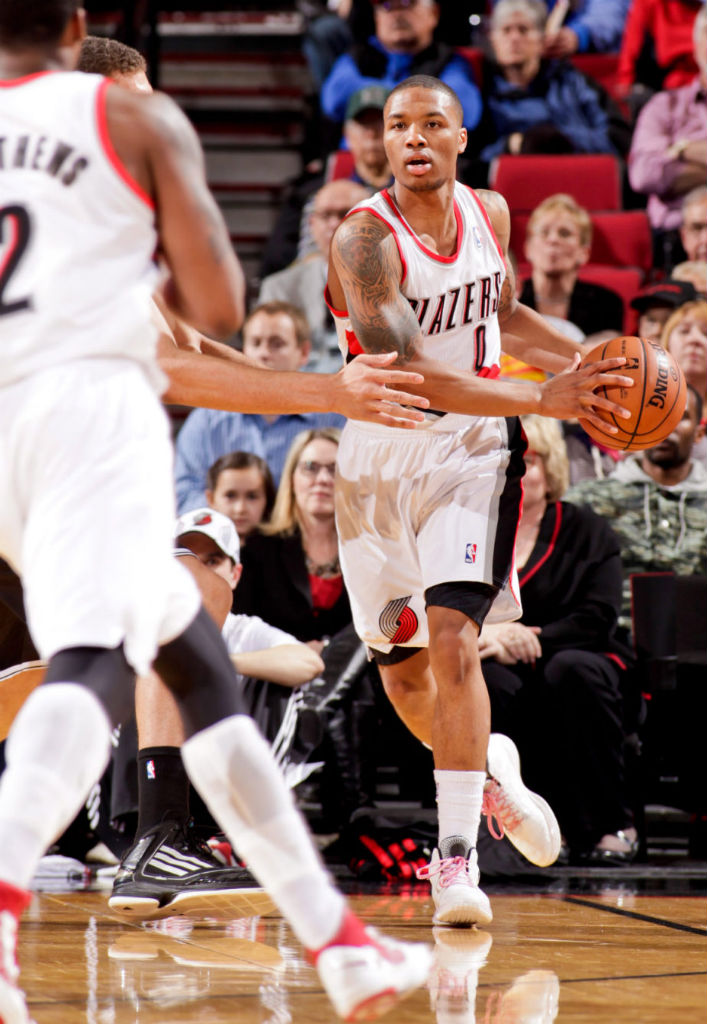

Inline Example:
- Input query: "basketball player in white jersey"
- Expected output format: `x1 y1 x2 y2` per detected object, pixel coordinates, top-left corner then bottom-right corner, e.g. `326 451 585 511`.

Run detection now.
0 5 433 1022
327 75 634 927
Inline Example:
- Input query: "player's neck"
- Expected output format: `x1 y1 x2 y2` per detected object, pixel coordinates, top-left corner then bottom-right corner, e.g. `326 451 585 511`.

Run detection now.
390 180 458 256
0 49 67 80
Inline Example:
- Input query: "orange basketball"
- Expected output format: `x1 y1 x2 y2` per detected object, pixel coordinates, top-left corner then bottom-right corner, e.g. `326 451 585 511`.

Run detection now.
578 335 687 451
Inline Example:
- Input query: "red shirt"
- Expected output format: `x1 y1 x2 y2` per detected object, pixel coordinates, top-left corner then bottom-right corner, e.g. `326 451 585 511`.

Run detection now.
617 0 699 91
309 573 344 612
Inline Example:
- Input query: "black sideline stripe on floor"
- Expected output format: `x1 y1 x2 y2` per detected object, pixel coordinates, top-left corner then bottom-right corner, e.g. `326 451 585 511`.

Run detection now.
563 895 707 936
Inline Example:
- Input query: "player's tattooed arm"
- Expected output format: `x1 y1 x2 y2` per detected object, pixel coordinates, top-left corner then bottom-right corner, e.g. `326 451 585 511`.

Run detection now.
331 213 422 365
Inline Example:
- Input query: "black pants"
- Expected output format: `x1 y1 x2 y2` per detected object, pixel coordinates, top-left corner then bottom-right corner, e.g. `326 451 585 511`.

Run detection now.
483 649 632 853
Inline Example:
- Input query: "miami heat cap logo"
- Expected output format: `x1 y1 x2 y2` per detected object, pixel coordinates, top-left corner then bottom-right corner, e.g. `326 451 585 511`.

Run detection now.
379 596 419 644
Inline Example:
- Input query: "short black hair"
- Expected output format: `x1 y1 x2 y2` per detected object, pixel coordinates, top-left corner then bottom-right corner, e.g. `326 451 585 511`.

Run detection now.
385 75 464 125
0 0 80 48
77 35 147 76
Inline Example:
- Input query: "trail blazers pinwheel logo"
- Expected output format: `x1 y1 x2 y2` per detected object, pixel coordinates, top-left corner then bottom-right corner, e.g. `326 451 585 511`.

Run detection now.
379 596 419 644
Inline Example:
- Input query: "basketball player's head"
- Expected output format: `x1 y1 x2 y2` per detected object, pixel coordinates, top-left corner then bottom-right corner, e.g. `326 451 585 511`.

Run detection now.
383 76 467 193
78 35 151 93
643 385 704 471
0 1 85 61
241 302 312 372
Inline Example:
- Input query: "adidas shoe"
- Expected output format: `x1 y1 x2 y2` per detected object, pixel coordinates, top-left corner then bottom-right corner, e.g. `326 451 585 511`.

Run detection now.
311 909 432 1021
484 734 561 868
416 843 492 928
107 819 275 921
0 880 34 1024
429 927 493 1024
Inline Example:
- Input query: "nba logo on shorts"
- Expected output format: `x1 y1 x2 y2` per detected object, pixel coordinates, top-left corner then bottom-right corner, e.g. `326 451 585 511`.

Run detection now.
146 759 156 780
465 543 477 564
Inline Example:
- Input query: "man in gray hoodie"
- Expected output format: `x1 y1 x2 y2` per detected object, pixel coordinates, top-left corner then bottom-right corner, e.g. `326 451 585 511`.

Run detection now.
565 385 706 636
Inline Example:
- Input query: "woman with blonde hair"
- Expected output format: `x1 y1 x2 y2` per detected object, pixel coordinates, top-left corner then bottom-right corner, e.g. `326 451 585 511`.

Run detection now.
661 299 707 468
520 194 624 337
479 415 638 864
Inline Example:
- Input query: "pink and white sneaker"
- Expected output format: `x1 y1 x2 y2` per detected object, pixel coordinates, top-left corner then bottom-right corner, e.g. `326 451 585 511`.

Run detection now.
416 848 492 928
310 909 432 1021
0 880 33 1024
484 733 561 868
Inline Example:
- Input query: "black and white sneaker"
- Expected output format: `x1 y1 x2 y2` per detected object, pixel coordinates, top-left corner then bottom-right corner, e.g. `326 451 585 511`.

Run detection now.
108 820 275 921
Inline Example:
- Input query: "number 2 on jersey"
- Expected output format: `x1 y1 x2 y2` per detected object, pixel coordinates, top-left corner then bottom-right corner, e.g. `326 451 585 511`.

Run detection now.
0 204 32 316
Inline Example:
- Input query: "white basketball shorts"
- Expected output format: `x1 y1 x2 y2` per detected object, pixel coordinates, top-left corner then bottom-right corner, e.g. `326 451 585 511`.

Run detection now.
0 359 200 675
335 414 524 655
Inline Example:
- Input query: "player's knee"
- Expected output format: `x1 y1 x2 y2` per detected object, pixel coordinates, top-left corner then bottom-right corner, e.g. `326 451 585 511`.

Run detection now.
44 644 135 727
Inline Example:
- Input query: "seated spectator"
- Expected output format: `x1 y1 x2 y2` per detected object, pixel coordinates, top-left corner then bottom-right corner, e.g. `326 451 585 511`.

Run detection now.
233 428 373 829
259 180 371 373
206 451 276 546
479 416 637 863
539 0 631 58
519 193 625 336
671 260 707 296
629 279 698 344
565 384 707 637
471 0 614 167
616 0 701 99
660 300 707 467
678 185 707 265
321 0 482 140
174 302 344 511
260 86 392 278
628 6 707 269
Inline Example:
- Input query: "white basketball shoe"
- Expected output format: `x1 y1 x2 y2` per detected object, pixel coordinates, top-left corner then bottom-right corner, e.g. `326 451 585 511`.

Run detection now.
484 733 561 868
416 844 492 928
0 881 34 1024
312 909 433 1021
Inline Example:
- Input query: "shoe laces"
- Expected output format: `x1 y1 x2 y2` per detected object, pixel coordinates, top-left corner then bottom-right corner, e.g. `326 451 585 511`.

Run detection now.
483 778 523 840
416 855 468 888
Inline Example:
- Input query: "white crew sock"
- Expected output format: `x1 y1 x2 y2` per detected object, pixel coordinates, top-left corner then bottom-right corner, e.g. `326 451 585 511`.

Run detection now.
435 769 486 855
182 714 346 951
0 683 112 889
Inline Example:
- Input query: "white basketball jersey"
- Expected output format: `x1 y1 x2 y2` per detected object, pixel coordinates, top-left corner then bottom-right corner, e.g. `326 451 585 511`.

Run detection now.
0 71 159 388
328 181 507 432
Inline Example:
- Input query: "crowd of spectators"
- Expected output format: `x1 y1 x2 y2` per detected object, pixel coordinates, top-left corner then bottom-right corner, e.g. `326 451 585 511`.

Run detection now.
1 0 706 872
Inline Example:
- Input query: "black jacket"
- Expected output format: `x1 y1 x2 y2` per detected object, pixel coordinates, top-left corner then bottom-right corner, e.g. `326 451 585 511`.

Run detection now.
519 277 624 337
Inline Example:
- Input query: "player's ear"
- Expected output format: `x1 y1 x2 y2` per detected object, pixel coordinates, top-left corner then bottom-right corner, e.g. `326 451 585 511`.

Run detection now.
458 127 468 155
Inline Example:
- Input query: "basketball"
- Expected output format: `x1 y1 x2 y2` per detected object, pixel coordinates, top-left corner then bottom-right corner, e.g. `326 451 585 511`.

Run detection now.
578 335 687 451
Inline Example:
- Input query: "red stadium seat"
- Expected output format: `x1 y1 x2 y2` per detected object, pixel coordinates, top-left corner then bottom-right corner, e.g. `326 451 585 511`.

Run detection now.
325 149 355 181
510 210 652 278
489 154 622 212
571 53 621 100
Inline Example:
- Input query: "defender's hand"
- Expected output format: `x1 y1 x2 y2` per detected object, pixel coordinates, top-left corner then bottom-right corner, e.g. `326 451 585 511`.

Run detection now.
331 352 429 428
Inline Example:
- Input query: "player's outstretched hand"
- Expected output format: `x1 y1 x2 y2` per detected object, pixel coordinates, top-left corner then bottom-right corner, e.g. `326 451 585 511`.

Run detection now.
330 352 429 427
538 354 634 432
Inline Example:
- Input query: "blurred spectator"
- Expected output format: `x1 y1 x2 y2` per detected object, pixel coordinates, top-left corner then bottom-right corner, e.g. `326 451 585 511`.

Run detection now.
472 0 615 167
491 0 631 57
616 0 701 97
679 185 707 264
629 279 698 343
519 193 624 336
260 87 391 277
480 416 637 863
565 384 707 635
174 303 344 511
671 259 707 296
259 180 371 373
206 452 276 546
562 421 623 483
233 428 374 828
320 0 482 137
301 0 354 89
661 300 707 466
627 5 707 267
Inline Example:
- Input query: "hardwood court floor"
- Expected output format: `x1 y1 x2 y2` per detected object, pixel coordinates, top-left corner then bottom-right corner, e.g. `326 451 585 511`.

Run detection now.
15 881 707 1023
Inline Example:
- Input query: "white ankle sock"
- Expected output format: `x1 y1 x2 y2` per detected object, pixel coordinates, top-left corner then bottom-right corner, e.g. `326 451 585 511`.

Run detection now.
0 683 112 888
182 714 345 950
435 769 486 853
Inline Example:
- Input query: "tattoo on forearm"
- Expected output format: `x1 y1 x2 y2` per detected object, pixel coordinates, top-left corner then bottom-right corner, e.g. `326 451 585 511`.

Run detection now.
334 216 420 364
497 270 517 321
